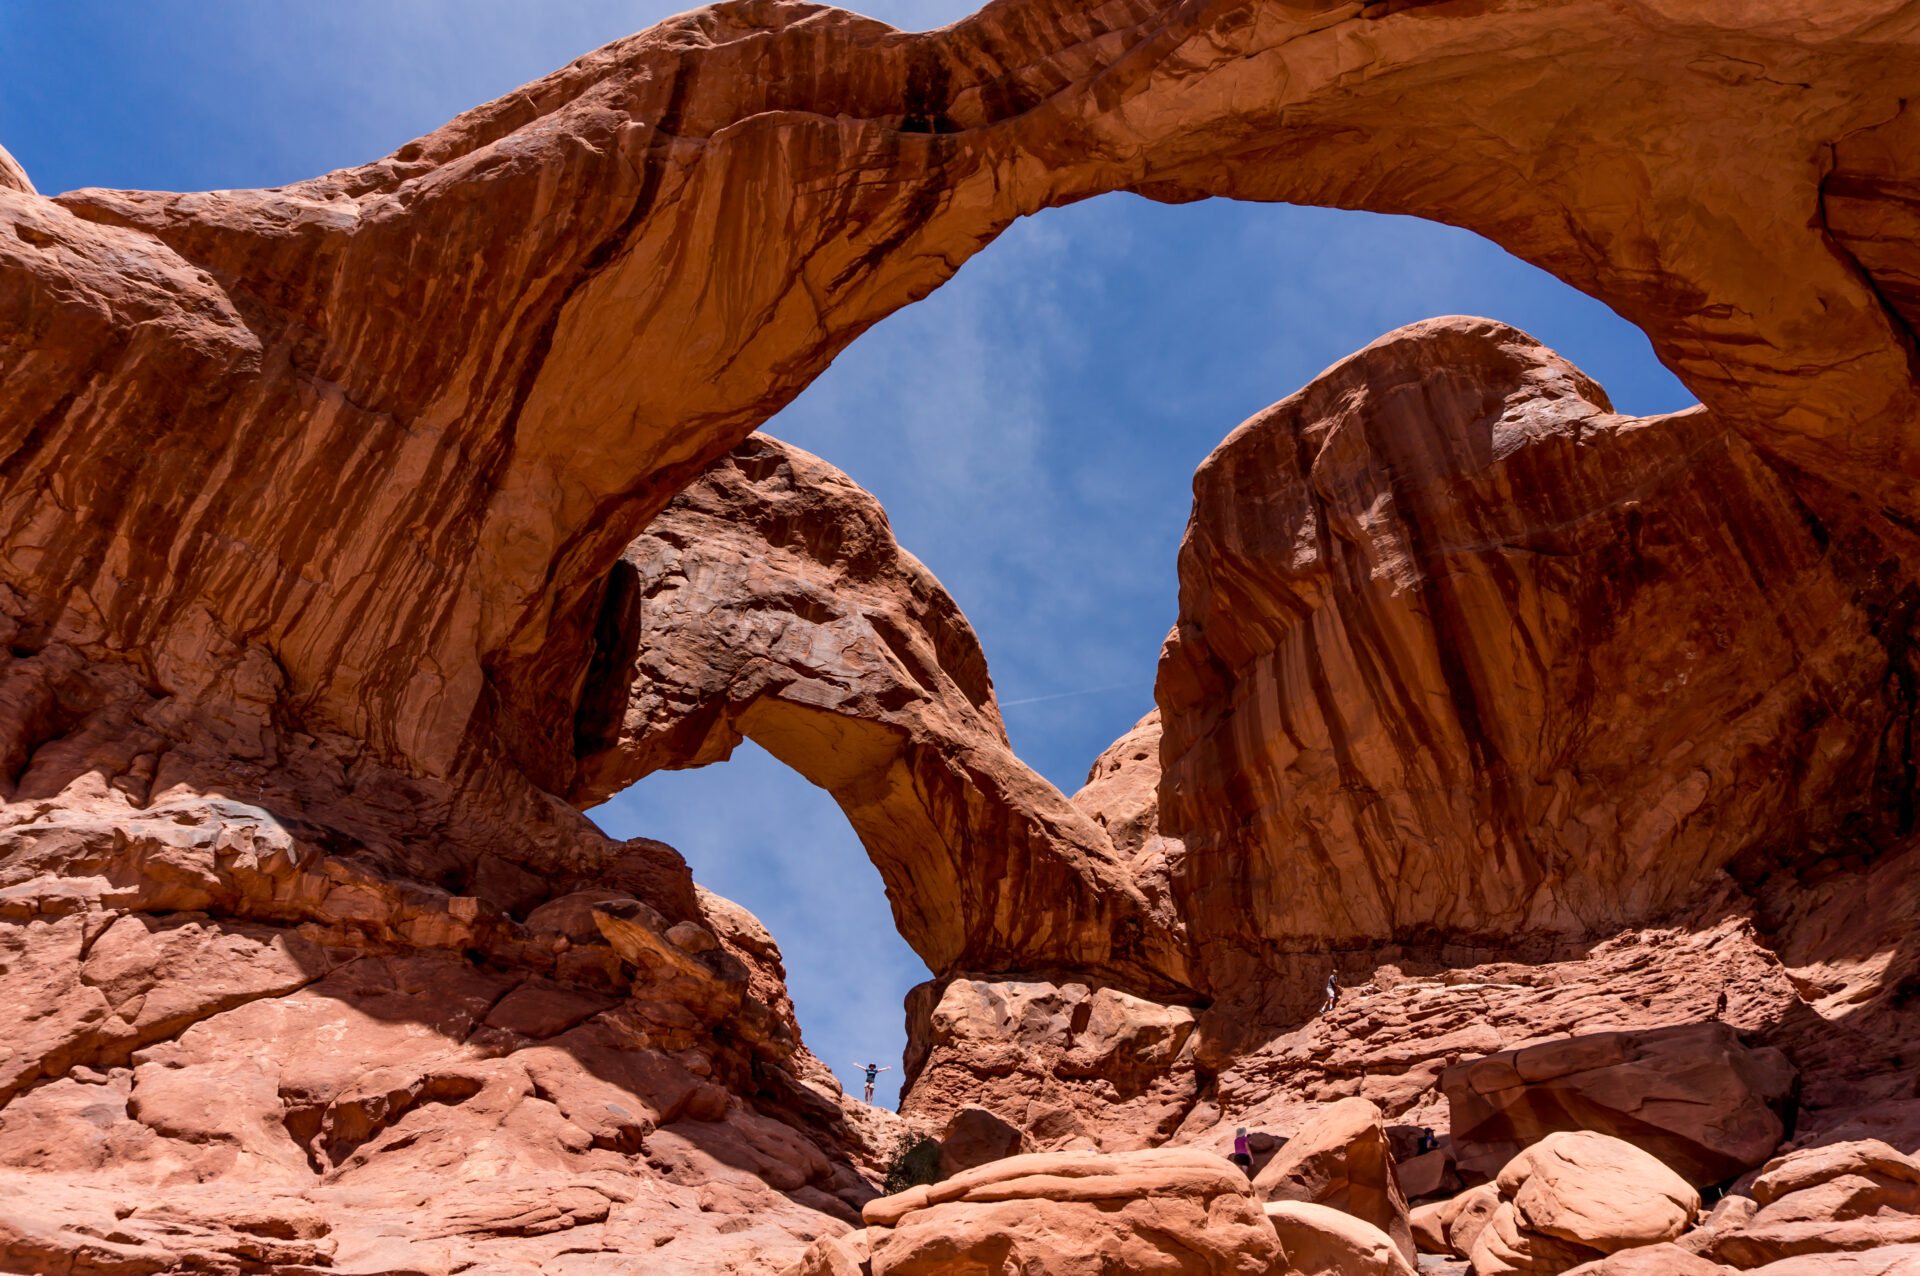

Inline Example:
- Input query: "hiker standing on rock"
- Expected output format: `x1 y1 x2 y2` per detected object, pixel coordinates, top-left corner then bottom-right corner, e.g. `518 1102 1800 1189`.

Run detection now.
1320 970 1341 1014
856 1061 891 1104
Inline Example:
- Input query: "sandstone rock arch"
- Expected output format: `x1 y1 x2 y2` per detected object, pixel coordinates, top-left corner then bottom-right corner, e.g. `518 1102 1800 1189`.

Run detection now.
5 0 1916 811
3 4 1920 1265
570 433 1192 988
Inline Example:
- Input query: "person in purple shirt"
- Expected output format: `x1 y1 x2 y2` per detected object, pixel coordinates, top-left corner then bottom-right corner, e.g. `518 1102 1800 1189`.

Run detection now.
1231 1126 1252 1174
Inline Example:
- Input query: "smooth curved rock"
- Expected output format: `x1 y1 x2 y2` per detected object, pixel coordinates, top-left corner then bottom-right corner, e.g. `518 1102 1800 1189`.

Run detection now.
1563 1244 1731 1276
1410 1182 1502 1260
1263 1200 1416 1276
1698 1141 1920 1269
1253 1097 1414 1265
1468 1199 1607 1276
1754 1141 1920 1208
864 1147 1284 1274
1746 1245 1920 1275
0 145 29 196
1494 1131 1699 1257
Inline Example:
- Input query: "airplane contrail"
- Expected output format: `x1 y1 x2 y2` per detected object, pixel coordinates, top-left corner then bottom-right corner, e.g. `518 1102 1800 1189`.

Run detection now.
999 681 1140 708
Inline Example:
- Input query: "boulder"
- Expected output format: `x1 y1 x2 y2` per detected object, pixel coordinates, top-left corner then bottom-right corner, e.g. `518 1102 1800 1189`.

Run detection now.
782 1231 872 1276
1398 1148 1459 1201
938 1106 1031 1178
1253 1098 1414 1264
1562 1243 1731 1275
1262 1200 1415 1276
1696 1141 1920 1268
1409 1182 1502 1259
1752 1140 1920 1207
1445 1024 1796 1185
1466 1132 1702 1273
1410 1200 1451 1255
1497 1131 1700 1255
863 1147 1283 1274
1744 1245 1920 1275
1468 1201 1607 1275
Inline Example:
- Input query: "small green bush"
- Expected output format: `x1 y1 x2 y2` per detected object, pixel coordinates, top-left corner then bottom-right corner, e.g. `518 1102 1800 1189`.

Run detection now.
882 1134 944 1194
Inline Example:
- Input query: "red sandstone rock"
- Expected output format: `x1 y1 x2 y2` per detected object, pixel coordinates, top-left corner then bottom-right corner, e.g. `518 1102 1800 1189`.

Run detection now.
1155 317 1912 1040
1443 1023 1795 1187
1410 1182 1503 1260
1753 1141 1920 1208
1252 1097 1414 1265
1493 1132 1699 1257
864 1147 1283 1275
938 1105 1031 1178
573 434 1185 988
900 975 1199 1151
1563 1244 1730 1276
0 0 1918 1270
1263 1200 1416 1276
0 145 30 196
1746 1246 1920 1275
1697 1141 1920 1269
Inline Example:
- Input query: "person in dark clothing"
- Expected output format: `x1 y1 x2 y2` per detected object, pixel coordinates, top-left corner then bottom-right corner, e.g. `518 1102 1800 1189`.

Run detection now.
1320 970 1341 1014
855 1061 892 1104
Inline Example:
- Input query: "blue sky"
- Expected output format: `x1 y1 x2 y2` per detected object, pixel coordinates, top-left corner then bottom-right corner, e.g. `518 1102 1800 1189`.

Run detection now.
3 2 1692 1110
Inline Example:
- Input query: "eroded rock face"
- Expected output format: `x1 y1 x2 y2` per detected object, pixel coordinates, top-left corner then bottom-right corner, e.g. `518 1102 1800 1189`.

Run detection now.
900 975 1201 1151
1157 317 1912 1035
1 0 1919 1269
574 434 1186 987
1443 1023 1797 1187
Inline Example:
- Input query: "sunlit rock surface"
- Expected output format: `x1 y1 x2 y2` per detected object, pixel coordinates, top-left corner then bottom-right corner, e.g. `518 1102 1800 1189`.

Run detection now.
2 0 1920 1269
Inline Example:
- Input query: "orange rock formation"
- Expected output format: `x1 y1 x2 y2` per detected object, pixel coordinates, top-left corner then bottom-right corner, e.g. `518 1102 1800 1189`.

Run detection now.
2 0 1919 1270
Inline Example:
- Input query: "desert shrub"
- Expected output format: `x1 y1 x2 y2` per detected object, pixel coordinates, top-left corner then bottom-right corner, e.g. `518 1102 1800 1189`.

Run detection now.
882 1134 944 1194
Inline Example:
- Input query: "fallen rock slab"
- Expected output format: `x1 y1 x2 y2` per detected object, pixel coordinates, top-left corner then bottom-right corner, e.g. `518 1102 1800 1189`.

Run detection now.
864 1147 1283 1274
1445 1024 1795 1186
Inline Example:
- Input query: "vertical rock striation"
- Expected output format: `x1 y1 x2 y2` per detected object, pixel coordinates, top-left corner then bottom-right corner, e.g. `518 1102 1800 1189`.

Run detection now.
1154 317 1912 1039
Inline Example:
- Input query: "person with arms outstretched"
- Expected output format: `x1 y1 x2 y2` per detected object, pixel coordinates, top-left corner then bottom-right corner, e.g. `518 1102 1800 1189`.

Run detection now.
855 1061 891 1104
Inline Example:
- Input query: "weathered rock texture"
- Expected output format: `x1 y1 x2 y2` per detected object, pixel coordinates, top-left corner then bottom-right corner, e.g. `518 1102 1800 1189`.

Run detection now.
1156 317 1917 1036
1443 1023 1797 1187
1693 1139 1920 1269
861 1147 1285 1274
906 320 1920 1196
3 0 1920 1269
1252 1097 1414 1264
3 0 1918 991
572 433 1185 988
1475 1130 1700 1268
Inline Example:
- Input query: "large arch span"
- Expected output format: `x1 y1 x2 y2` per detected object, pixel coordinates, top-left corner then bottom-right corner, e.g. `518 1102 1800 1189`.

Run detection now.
2 0 1917 982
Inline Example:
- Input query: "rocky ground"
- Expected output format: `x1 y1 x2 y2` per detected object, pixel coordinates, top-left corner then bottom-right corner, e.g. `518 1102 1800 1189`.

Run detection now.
4 0 1920 1270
